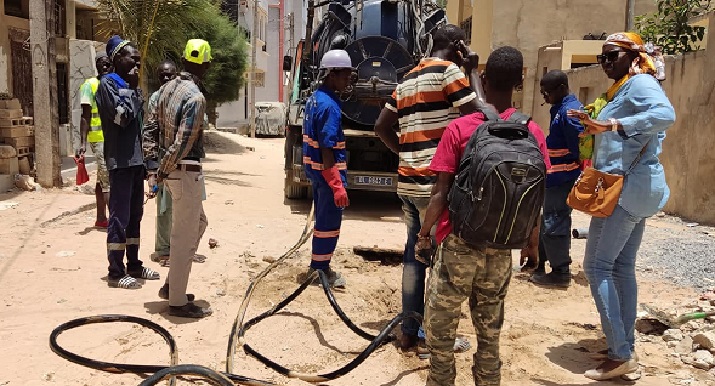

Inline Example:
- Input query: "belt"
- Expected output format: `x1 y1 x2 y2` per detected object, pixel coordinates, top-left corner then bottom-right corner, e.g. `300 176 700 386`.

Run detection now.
178 164 202 172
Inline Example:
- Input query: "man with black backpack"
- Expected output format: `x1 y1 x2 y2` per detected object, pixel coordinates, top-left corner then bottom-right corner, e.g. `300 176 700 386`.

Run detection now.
416 46 551 386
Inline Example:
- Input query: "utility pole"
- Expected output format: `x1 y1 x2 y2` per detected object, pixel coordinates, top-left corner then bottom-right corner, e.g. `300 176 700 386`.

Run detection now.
30 0 62 187
285 11 294 104
249 0 259 137
626 0 635 31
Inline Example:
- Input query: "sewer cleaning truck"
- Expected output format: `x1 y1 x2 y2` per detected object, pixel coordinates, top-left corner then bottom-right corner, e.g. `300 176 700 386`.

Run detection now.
283 0 446 199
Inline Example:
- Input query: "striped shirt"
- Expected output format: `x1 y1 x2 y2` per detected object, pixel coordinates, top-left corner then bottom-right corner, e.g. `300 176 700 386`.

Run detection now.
143 72 206 177
385 58 475 198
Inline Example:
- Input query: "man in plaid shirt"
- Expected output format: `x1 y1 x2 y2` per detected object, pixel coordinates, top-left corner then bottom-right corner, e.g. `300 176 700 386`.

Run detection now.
144 39 212 319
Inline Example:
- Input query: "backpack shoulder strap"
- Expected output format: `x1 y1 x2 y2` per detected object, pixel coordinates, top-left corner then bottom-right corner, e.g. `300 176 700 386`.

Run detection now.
480 107 501 122
508 111 531 125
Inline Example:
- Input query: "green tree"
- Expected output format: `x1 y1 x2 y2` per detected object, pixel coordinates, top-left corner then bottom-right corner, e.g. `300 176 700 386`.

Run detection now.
96 0 247 124
635 0 712 54
196 10 247 125
96 0 210 81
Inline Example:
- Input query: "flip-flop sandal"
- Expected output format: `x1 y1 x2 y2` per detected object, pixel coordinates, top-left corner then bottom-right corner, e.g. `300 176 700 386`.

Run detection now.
159 255 207 267
109 275 141 289
150 254 170 263
129 267 160 280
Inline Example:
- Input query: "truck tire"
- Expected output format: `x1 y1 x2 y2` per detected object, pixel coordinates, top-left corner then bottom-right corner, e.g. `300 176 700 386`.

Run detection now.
285 171 308 199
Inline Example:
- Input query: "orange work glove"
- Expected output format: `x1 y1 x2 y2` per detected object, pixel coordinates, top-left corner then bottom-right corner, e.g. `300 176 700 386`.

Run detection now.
321 167 349 208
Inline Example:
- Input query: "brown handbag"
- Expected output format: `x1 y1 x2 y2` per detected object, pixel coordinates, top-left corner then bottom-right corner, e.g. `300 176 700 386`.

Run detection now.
567 140 650 218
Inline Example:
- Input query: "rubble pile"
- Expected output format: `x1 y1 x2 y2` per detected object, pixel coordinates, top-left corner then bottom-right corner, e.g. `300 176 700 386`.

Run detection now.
637 295 715 376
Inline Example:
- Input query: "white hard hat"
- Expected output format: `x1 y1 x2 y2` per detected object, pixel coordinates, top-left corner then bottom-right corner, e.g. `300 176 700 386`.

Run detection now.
319 49 353 70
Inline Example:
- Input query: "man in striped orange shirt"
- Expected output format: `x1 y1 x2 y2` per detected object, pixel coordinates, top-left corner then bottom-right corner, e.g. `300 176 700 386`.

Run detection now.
375 24 484 354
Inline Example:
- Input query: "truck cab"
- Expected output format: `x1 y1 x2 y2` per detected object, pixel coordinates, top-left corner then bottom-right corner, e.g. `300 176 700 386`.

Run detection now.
283 0 445 199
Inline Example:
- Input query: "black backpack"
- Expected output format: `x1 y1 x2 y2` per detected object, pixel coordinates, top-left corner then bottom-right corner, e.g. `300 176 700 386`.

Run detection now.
448 109 546 250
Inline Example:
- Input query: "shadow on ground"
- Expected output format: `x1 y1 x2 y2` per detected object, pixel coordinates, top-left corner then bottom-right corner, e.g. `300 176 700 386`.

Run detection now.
284 190 402 223
204 130 250 155
378 366 429 386
276 311 361 355
143 299 213 325
545 338 607 375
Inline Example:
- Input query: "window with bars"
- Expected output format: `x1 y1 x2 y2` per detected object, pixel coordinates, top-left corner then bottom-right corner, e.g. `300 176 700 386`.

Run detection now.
4 0 28 18
54 1 66 36
460 17 472 45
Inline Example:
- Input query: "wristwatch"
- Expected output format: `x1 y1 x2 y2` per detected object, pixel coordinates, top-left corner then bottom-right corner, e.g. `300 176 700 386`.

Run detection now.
609 118 628 139
609 118 619 132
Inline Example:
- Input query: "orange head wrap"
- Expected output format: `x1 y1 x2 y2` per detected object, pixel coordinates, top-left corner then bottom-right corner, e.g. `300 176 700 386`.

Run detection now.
604 32 657 76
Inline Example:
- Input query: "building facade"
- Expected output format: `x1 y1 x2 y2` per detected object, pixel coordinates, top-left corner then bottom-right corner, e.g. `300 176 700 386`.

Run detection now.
217 0 315 129
445 0 657 115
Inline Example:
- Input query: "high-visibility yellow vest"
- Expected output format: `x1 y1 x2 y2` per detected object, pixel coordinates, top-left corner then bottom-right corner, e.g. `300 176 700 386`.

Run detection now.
82 78 104 143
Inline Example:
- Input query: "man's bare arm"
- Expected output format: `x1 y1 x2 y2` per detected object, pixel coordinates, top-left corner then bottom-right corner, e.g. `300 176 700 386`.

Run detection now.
374 108 400 154
79 104 91 154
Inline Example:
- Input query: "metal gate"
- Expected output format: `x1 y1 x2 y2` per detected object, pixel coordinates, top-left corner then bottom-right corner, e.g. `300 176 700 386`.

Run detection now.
9 28 33 117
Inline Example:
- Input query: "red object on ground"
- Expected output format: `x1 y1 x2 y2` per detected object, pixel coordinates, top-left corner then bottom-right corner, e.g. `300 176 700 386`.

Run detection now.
75 155 90 185
94 220 108 228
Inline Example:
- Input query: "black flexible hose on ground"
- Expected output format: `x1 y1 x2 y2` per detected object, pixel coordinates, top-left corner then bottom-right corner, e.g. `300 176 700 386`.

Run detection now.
243 311 421 382
49 314 274 386
317 269 384 341
49 315 178 381
138 364 234 386
235 268 423 382
50 206 419 384
226 206 315 373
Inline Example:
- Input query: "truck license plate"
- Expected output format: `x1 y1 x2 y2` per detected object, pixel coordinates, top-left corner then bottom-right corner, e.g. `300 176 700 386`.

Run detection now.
354 176 393 186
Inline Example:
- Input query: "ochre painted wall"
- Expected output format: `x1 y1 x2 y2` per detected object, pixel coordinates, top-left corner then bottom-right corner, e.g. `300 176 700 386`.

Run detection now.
445 0 657 115
557 15 715 224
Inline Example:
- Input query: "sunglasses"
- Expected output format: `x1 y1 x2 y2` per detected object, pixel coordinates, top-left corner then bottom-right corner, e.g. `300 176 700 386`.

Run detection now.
596 50 627 64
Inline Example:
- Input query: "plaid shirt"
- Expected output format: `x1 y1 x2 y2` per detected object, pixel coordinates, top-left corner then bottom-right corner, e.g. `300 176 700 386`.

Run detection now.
143 72 206 178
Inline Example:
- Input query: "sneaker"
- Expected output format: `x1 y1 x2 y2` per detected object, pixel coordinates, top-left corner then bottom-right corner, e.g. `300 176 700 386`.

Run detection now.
417 339 430 359
158 284 195 302
531 271 571 288
417 337 471 360
323 267 346 288
298 267 346 288
95 220 109 228
169 303 212 318
584 358 638 380
398 334 418 351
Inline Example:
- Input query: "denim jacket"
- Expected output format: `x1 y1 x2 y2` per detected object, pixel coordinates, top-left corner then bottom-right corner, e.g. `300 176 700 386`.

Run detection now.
595 74 676 218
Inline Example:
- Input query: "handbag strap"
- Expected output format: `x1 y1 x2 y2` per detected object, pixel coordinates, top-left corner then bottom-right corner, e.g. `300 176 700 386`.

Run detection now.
625 139 652 175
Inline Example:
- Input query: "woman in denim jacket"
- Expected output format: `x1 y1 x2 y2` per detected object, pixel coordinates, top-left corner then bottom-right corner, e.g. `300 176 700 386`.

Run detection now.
568 32 676 381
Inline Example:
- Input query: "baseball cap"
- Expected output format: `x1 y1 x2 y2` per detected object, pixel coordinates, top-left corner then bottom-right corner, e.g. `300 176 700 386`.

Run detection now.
184 39 212 64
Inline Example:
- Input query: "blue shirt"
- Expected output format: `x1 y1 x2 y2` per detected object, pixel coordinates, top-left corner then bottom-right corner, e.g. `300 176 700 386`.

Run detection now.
546 94 584 187
302 87 347 185
595 74 676 218
95 73 144 171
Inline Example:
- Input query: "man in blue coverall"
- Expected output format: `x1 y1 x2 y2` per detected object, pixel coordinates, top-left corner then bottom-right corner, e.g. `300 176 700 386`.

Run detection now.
531 70 584 288
300 49 354 288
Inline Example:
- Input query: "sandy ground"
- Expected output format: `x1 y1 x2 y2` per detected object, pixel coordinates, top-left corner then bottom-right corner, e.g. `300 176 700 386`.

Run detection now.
0 131 713 386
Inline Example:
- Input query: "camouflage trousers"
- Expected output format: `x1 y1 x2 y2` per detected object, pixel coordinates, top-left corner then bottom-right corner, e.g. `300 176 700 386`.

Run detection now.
425 234 513 386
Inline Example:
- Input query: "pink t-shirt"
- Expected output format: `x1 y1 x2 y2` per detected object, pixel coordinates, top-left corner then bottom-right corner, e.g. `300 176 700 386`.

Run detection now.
430 108 552 243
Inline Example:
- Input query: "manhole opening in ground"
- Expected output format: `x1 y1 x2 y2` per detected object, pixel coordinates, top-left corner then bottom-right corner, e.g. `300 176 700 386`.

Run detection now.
353 246 403 266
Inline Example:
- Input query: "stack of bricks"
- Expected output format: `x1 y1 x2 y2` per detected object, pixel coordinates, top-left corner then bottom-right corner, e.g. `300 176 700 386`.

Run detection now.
0 97 33 191
0 98 34 157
